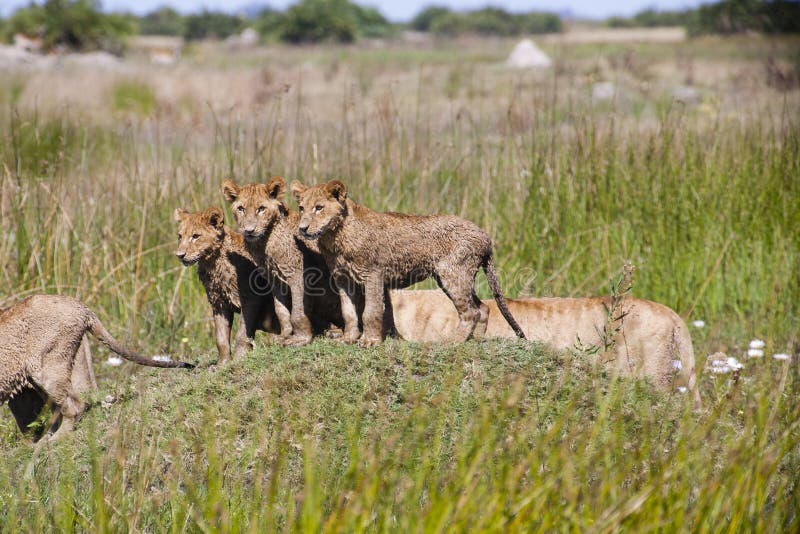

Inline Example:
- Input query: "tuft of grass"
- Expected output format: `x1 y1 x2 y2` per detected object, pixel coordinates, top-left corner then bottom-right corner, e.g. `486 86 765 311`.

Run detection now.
111 80 158 116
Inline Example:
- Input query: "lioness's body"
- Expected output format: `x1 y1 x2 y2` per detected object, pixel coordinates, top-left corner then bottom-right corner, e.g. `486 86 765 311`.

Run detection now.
0 295 192 440
390 289 700 404
292 179 525 347
222 178 343 346
175 207 279 362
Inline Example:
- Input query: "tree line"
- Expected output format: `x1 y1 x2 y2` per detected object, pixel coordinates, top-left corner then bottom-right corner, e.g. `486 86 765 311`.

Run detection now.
1 0 798 53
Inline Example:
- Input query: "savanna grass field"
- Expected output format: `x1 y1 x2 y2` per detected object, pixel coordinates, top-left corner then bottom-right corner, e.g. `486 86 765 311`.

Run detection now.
1 31 799 530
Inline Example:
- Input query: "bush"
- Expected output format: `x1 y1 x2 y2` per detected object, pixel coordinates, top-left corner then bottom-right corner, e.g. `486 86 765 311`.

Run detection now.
425 7 562 37
183 10 245 41
138 7 184 36
410 5 451 32
253 8 286 41
279 0 358 43
2 0 134 53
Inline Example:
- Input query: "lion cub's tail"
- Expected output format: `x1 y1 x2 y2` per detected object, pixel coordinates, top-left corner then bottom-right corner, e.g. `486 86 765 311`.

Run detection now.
87 313 195 369
483 254 526 339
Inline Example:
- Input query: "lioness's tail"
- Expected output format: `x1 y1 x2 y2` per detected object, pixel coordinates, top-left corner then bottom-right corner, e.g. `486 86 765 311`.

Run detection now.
483 254 526 339
87 313 194 369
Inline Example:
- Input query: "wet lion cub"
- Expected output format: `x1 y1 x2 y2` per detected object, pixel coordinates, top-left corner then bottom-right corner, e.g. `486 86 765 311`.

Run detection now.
292 179 526 347
174 207 278 362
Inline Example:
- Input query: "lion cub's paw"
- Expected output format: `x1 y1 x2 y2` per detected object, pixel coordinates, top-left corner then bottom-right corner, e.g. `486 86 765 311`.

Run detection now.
357 336 382 348
283 335 312 347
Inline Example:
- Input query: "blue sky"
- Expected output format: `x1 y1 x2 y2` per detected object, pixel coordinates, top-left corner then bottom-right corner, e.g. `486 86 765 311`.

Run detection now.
0 1 709 22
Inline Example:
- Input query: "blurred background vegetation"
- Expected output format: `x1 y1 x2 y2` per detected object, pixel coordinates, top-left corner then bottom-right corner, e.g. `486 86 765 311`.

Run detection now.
1 0 798 53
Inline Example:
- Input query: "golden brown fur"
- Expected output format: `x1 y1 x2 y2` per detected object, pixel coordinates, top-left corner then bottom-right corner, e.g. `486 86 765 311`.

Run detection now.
291 179 525 347
390 289 700 406
1 294 192 440
222 177 342 345
174 207 279 362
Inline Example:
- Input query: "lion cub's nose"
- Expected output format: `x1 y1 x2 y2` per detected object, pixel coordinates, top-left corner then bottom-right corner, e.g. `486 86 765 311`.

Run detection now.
298 222 309 232
176 251 186 259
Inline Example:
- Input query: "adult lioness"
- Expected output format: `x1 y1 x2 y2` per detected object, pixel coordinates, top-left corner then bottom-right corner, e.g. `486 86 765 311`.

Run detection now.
0 295 193 440
174 207 279 362
389 289 700 406
292 179 525 347
222 177 342 346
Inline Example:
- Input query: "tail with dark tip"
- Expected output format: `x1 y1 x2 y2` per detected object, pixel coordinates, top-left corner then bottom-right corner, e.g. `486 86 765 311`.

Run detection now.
483 253 526 339
88 314 195 369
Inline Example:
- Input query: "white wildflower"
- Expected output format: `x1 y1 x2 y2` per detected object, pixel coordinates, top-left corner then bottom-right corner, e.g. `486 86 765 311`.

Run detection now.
677 386 688 393
672 360 683 370
772 353 791 361
749 339 765 349
747 348 764 358
727 357 743 370
710 365 731 374
692 320 705 328
105 356 123 366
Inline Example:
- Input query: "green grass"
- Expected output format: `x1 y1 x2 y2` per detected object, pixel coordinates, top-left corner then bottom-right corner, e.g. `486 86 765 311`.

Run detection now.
0 35 799 530
1 341 798 530
112 80 158 117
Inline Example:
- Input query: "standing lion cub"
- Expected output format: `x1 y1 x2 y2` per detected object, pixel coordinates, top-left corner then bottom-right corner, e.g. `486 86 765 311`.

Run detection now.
174 206 279 362
1 294 193 440
292 179 526 347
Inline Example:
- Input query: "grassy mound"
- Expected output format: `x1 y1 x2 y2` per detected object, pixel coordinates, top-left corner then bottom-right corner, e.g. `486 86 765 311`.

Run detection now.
1 339 797 531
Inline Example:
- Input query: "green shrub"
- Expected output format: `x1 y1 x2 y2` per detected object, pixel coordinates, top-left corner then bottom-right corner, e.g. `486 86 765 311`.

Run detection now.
280 0 358 43
3 0 133 53
183 10 245 41
138 7 184 36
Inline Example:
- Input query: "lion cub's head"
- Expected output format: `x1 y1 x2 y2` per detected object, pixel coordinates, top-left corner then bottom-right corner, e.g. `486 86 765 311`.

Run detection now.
291 180 348 240
222 177 286 242
173 207 225 266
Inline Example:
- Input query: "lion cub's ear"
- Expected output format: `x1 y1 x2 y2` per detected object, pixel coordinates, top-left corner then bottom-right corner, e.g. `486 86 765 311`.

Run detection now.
291 181 307 204
173 208 189 223
266 176 286 200
205 207 224 230
222 179 240 202
325 180 347 202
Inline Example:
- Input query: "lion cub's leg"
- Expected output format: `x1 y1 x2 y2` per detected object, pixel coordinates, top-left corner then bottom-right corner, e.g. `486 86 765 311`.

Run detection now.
436 272 482 342
471 291 489 339
272 285 295 339
213 309 234 363
32 342 86 441
335 273 361 344
359 273 385 347
8 387 47 438
283 276 313 346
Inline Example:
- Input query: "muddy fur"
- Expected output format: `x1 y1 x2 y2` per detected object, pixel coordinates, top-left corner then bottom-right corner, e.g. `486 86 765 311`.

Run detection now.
390 289 701 407
292 179 525 347
174 207 279 362
222 177 343 346
0 295 192 441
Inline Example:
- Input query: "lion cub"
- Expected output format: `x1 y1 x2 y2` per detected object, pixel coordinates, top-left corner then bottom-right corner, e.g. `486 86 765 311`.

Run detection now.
1 294 192 440
174 207 279 362
291 179 526 347
222 177 342 346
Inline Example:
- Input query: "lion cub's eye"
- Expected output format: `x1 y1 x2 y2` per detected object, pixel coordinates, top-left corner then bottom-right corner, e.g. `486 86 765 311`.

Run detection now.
314 205 323 213
257 206 265 214
191 234 200 240
237 206 245 213
177 234 182 241
299 206 304 212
